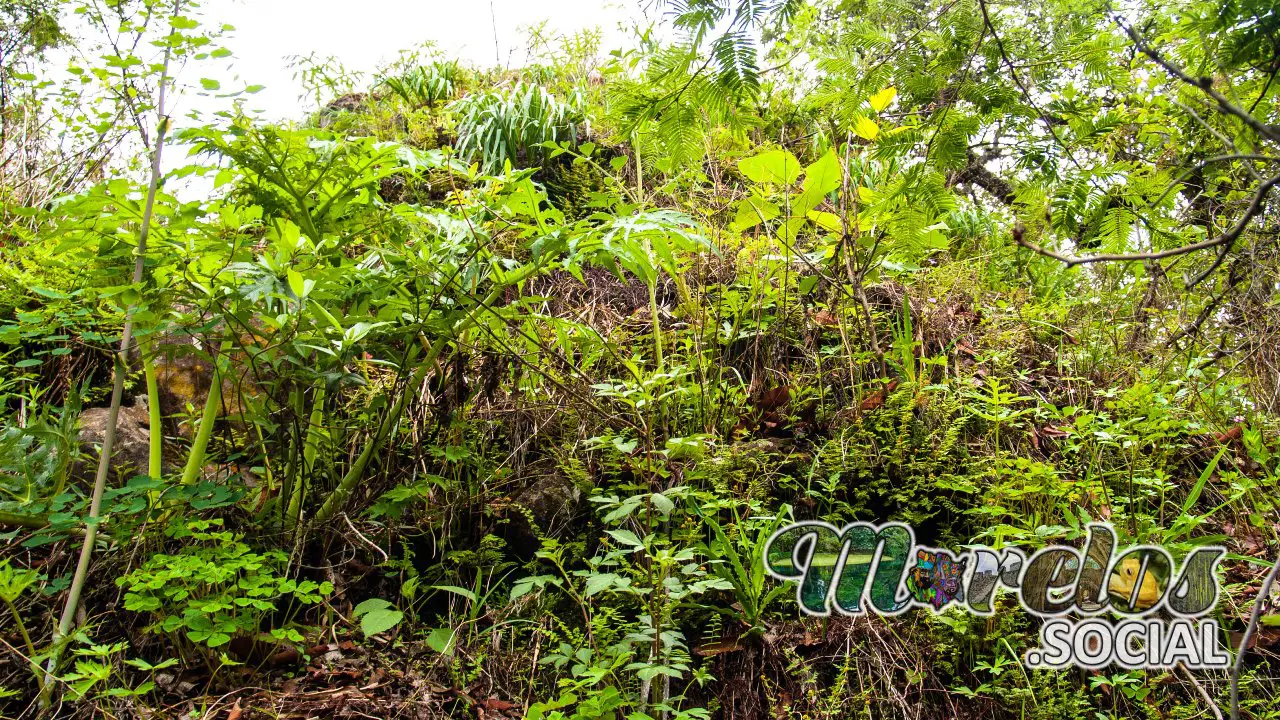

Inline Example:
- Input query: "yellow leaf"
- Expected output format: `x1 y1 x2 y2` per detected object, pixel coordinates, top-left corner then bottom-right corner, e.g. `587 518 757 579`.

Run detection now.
853 116 880 142
869 87 897 112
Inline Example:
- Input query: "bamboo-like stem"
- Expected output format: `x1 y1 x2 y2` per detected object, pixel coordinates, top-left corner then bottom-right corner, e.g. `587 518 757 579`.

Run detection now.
141 335 163 479
648 283 664 370
42 1 179 701
179 349 225 485
284 386 326 528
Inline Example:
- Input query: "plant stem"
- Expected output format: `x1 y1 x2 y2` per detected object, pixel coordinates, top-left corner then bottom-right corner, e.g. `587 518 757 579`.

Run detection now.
4 597 37 670
311 267 540 525
141 335 163 479
285 385 326 526
180 347 226 485
41 1 178 701
649 283 664 371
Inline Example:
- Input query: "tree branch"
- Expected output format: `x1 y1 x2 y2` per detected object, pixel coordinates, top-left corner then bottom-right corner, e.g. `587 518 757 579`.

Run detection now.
1014 173 1280 277
1114 16 1280 144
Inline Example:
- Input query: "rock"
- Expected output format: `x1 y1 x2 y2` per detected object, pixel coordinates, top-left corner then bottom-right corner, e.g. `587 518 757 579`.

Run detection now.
513 475 581 537
502 474 582 559
73 400 160 483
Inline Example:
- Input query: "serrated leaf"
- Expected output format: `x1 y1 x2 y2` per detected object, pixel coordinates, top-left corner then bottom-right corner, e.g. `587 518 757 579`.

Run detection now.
606 529 644 548
584 572 624 597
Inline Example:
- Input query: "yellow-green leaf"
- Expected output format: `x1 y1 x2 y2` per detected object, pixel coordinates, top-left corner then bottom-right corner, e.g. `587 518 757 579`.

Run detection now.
807 210 843 233
869 87 897 113
796 150 842 214
853 116 880 142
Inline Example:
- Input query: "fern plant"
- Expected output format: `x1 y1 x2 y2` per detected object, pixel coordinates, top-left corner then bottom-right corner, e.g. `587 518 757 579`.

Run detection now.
450 83 587 173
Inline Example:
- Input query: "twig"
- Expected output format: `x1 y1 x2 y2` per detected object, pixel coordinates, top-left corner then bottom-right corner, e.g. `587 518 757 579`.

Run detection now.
1179 663 1224 720
1233 554 1280 720
1114 16 1280 144
342 513 388 563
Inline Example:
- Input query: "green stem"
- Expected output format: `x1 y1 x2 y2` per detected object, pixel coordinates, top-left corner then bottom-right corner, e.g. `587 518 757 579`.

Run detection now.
141 335 163 479
311 266 541 525
179 345 226 485
43 4 179 703
285 386 326 527
4 597 38 675
649 283 664 370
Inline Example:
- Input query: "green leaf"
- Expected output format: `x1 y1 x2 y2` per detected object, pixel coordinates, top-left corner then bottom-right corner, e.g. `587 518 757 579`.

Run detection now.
738 149 801 186
584 572 625 597
359 607 403 637
200 78 220 91
286 269 308 299
796 150 842 214
425 627 456 654
429 584 478 602
606 529 644 548
730 195 780 232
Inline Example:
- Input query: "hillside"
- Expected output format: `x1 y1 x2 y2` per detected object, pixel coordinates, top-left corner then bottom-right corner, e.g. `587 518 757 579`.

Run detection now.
2 0 1280 718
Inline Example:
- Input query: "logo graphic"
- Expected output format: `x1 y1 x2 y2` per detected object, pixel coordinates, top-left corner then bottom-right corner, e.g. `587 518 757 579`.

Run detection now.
762 522 1229 669
906 548 967 610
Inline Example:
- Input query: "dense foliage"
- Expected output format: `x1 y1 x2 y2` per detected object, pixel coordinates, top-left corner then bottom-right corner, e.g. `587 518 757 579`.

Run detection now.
2 0 1280 717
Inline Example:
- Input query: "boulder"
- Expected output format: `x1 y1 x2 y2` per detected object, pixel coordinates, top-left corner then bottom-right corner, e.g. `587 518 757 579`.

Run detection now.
501 474 583 559
512 475 581 538
73 400 163 483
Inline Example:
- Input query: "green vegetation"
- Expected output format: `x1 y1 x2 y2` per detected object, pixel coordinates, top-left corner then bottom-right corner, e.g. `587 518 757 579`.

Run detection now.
1 0 1279 717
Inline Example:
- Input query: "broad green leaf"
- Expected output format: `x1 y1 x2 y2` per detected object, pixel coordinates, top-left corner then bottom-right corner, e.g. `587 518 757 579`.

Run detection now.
359 607 404 637
585 572 624 597
606 529 644 548
286 269 307 299
796 150 842 214
738 149 801 186
808 211 843 233
425 627 456 654
730 195 780 232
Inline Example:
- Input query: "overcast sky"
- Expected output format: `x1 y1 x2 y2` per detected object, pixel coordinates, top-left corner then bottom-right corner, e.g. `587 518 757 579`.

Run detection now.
188 0 647 122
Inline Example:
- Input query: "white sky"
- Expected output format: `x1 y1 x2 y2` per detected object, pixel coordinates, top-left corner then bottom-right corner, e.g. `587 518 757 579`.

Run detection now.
190 0 649 122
